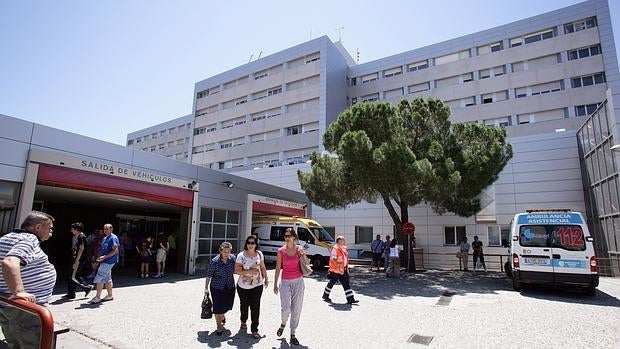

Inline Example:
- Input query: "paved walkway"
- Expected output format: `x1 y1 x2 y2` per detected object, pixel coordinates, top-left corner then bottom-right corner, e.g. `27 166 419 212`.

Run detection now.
2 267 620 348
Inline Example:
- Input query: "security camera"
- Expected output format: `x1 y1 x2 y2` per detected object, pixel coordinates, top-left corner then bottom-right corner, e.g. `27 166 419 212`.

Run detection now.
222 180 234 188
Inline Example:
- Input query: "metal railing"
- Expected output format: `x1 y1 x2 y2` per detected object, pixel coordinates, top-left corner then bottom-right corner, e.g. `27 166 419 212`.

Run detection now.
0 295 63 349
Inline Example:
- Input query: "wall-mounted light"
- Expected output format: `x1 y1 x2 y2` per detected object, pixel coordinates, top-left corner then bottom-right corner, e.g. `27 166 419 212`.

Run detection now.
222 180 234 188
187 180 197 189
611 144 620 153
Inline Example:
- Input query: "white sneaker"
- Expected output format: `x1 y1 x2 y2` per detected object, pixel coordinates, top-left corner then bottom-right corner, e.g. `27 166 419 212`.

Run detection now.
87 296 101 304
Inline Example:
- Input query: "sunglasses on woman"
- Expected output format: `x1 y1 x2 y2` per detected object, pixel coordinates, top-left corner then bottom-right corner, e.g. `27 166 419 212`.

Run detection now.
247 241 256 245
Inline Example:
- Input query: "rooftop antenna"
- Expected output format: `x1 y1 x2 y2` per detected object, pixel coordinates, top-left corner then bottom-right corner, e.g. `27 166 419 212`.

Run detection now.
257 51 262 60
336 26 344 42
248 54 254 63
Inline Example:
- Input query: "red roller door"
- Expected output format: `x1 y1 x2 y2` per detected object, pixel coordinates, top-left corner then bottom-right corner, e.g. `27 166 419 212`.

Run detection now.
37 164 193 208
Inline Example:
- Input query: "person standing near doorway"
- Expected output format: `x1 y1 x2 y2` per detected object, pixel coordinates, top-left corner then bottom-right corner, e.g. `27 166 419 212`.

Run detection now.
87 223 119 304
64 222 93 299
386 239 402 278
153 232 168 278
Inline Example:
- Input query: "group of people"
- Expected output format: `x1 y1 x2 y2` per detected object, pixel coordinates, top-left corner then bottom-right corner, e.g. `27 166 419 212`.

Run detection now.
370 234 402 277
135 231 170 278
458 236 487 272
204 228 359 346
0 212 120 348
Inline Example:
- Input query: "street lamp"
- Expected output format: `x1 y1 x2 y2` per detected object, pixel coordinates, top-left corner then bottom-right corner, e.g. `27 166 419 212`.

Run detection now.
611 144 620 152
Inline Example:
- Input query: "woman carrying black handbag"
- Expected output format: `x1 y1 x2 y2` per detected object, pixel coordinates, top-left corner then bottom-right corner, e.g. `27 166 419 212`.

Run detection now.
201 293 213 319
203 242 236 336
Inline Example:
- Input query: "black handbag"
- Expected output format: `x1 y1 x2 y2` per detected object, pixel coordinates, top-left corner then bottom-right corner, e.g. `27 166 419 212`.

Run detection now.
201 294 213 319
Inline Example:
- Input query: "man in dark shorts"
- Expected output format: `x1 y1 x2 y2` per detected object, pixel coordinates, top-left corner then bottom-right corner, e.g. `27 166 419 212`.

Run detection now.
369 235 384 272
472 235 487 272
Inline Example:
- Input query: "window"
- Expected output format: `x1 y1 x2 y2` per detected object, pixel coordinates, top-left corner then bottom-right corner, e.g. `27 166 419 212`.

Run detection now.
383 67 402 78
564 17 597 34
136 138 142 143
351 97 358 105
150 146 156 151
355 226 373 244
568 45 601 61
530 80 563 95
519 225 586 251
305 53 320 64
268 87 282 96
197 91 207 99
510 28 554 47
127 140 134 145
575 103 599 117
484 116 511 127
488 226 510 247
408 60 428 72
351 77 357 86
571 73 606 88
434 50 470 66
408 82 430 94
435 75 460 88
384 88 403 99
254 70 268 80
220 142 232 149
482 93 493 104
462 72 473 83
361 72 378 84
287 125 302 136
159 144 165 150
235 97 247 106
444 226 466 245
361 93 379 103
479 69 490 79
252 114 266 122
478 42 503 55
194 127 205 135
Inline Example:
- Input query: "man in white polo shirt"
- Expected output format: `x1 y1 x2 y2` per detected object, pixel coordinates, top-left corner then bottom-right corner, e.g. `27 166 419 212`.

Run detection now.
0 211 57 349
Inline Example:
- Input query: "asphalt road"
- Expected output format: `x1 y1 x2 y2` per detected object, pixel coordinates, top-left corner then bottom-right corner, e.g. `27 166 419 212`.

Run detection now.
2 266 620 349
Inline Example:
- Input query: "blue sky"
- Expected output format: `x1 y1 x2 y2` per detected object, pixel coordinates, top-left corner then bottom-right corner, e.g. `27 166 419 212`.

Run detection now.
1 0 618 145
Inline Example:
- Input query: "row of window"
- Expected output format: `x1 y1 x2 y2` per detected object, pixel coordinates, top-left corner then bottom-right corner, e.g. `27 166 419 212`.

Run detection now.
355 71 605 109
352 225 510 247
196 53 320 99
205 148 317 170
140 137 191 151
193 124 318 154
127 123 191 146
350 16 597 85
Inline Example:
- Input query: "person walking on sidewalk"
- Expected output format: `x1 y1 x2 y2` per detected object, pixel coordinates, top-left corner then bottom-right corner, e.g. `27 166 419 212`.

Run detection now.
87 223 119 304
322 236 359 304
234 235 268 339
472 235 487 272
204 242 236 336
63 222 93 299
369 235 384 272
273 228 307 346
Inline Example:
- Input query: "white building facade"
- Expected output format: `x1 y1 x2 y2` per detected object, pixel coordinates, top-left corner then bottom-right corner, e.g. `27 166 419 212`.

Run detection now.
133 0 620 273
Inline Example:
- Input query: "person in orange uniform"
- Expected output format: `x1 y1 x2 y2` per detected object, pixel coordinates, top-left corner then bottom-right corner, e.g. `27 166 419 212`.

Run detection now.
321 236 359 304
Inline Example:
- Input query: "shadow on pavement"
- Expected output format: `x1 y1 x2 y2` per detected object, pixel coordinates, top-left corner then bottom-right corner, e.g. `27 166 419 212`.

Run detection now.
515 284 620 307
347 267 512 300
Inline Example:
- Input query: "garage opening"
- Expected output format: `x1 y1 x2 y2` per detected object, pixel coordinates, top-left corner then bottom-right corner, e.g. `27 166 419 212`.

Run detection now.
33 164 194 276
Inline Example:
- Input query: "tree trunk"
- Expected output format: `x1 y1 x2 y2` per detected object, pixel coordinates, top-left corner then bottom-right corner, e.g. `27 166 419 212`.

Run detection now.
399 202 416 273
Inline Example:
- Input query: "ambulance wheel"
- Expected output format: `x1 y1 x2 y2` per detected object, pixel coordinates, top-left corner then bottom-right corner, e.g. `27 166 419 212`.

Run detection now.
585 286 596 296
512 277 522 291
311 255 325 270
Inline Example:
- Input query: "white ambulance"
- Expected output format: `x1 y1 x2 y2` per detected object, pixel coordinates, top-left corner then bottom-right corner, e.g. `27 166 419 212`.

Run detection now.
251 216 334 269
509 209 598 295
